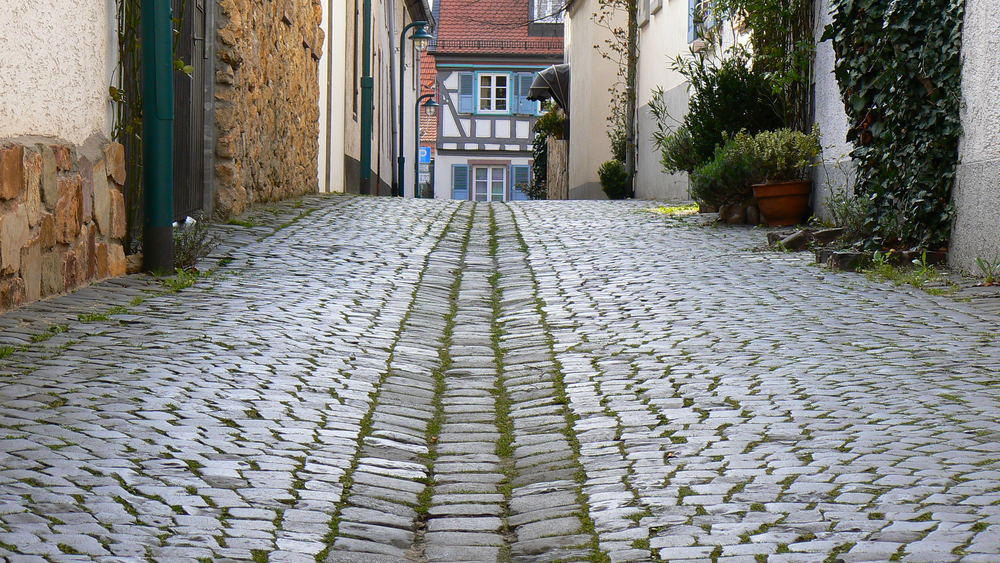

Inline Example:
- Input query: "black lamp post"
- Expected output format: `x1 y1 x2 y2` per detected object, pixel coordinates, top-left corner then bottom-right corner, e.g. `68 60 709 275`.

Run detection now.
414 95 438 198
396 21 432 198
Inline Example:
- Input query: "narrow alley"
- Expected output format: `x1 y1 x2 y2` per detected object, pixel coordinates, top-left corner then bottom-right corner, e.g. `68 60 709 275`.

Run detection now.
0 196 997 562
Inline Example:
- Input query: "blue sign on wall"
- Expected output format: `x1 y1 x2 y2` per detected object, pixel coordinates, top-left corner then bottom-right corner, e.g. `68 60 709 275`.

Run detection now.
419 147 432 164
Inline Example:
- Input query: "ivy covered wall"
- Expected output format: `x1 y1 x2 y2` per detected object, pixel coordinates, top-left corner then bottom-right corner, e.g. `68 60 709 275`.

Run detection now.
823 0 966 251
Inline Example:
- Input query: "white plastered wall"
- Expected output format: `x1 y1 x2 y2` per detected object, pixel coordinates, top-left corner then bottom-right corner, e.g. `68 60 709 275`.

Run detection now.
634 0 691 201
811 0 854 222
0 2 114 144
564 0 619 200
319 0 348 192
949 0 1000 271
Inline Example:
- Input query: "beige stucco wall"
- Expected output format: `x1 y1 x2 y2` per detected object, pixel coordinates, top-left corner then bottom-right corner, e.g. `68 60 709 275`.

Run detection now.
564 0 618 200
634 0 692 201
0 2 114 144
950 0 1000 271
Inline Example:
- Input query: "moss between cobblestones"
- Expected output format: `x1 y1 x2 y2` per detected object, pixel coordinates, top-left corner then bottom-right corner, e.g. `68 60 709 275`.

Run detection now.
824 541 855 562
315 203 465 563
487 205 517 559
57 543 82 555
504 205 609 563
415 205 472 517
113 495 138 517
260 206 319 242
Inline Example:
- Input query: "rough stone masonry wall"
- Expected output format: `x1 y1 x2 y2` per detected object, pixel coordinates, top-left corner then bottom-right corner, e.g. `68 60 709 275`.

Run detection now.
213 0 324 217
0 138 128 312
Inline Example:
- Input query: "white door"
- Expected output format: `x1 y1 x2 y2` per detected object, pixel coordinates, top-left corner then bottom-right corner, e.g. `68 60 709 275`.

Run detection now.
473 166 506 202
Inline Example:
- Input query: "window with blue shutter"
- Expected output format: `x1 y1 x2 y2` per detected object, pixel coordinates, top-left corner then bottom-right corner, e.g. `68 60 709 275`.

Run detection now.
510 165 531 201
516 73 536 115
452 164 470 200
458 73 475 114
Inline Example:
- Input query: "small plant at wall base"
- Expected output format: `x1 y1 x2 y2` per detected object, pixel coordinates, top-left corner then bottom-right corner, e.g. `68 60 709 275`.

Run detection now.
599 160 631 200
824 0 965 251
173 215 219 270
690 139 754 209
975 258 1000 286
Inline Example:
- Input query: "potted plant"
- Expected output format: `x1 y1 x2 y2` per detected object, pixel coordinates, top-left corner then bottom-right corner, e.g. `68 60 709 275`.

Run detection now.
744 127 821 226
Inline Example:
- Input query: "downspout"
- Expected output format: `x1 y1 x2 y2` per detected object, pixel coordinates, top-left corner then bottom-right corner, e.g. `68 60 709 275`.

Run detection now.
360 0 374 193
388 2 399 197
624 0 638 198
142 0 175 272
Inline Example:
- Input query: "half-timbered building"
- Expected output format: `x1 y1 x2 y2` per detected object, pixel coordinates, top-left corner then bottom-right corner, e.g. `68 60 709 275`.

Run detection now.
429 0 564 201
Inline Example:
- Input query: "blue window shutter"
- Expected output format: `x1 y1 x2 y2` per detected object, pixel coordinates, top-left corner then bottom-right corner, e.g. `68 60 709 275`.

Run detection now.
511 165 531 200
458 73 475 113
688 0 696 42
518 73 535 114
452 164 470 200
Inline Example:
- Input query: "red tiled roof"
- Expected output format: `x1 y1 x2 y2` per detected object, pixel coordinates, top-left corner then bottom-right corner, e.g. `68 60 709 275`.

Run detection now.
434 0 563 56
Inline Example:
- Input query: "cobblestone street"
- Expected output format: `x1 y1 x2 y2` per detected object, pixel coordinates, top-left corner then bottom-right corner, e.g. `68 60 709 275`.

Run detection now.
0 195 998 562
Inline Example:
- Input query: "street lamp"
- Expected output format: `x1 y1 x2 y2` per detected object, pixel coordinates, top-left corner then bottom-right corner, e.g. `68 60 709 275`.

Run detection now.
414 95 439 198
396 21 432 198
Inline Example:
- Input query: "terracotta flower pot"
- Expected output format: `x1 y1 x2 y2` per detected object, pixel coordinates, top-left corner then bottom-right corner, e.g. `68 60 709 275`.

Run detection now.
752 180 811 227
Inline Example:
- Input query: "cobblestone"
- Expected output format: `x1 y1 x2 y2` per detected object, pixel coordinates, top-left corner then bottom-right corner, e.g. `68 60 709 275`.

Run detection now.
0 197 997 561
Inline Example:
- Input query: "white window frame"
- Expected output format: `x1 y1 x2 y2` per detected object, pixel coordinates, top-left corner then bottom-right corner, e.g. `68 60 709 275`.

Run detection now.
478 73 510 115
473 166 507 201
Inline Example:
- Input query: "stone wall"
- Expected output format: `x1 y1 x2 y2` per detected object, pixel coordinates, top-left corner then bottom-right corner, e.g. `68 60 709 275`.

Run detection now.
213 0 324 217
0 137 127 312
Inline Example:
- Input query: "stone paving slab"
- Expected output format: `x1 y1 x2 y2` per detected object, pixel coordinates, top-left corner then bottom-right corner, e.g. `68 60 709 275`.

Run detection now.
0 196 997 562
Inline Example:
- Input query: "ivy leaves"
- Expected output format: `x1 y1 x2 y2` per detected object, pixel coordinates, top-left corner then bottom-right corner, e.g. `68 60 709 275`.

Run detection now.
825 0 966 250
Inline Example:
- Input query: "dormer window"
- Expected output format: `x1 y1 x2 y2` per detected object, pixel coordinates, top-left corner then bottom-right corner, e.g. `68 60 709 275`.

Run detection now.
479 74 509 113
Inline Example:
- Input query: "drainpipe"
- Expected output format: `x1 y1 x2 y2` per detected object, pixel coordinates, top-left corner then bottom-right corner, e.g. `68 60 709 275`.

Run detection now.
359 0 374 194
141 0 175 272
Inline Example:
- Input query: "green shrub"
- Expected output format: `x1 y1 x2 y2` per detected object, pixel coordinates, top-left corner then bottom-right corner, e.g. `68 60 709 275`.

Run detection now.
658 126 701 175
690 141 755 208
690 127 821 208
674 51 783 169
742 127 821 183
598 160 631 200
528 130 549 200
